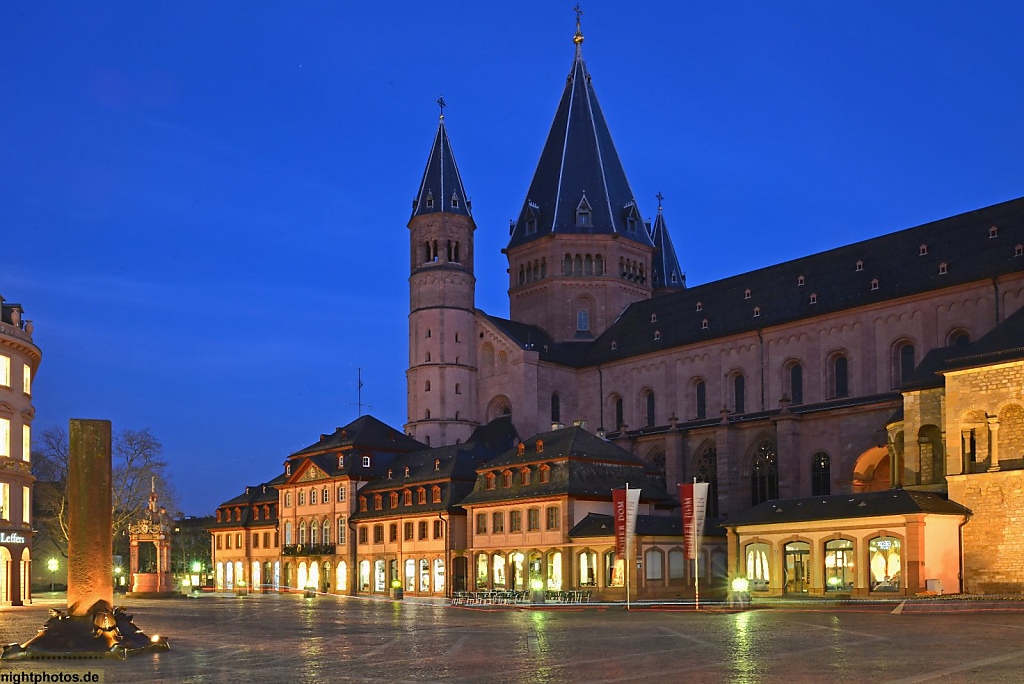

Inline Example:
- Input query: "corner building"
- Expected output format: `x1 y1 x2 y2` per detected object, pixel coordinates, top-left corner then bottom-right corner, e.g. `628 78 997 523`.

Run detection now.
0 295 39 605
405 23 1024 595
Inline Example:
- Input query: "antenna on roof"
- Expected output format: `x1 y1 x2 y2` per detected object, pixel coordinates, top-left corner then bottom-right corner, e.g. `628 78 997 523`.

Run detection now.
350 367 372 417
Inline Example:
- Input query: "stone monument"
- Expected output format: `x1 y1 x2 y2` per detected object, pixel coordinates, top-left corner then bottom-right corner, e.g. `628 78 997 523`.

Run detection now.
1 419 170 659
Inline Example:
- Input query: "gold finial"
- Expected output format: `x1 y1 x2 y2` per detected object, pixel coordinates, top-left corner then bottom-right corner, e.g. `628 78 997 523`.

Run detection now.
573 4 584 45
436 96 446 121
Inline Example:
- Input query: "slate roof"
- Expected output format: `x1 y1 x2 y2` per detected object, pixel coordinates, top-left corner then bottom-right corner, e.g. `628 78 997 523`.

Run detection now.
649 207 685 292
569 512 727 539
723 489 971 527
210 475 285 529
460 426 676 507
289 414 426 458
904 304 1024 391
410 117 472 220
507 196 1024 368
507 32 652 250
351 418 519 520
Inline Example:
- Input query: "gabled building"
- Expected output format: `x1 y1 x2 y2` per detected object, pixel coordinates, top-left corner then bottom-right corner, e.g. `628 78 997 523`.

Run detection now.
459 426 679 601
209 477 282 592
352 417 518 597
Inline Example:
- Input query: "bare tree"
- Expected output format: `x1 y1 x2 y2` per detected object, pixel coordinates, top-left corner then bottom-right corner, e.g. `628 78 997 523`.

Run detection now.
32 425 178 556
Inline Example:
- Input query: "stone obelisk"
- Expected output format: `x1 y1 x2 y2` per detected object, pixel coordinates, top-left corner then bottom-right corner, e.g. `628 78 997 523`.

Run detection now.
67 418 114 617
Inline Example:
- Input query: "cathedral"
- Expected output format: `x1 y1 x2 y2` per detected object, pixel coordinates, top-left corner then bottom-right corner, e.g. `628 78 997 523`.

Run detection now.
404 19 1024 593
211 18 1024 601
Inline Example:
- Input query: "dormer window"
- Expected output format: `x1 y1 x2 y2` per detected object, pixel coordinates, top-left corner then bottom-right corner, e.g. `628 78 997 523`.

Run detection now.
797 275 805 286
362 455 371 468
696 302 703 312
403 489 412 506
654 330 661 340
990 225 999 238
1016 244 1023 257
938 262 948 275
651 313 657 323
373 494 382 511
404 466 410 478
576 195 592 228
338 455 344 469
701 318 709 330
753 307 760 317
919 244 928 256
810 293 818 304
451 193 460 209
856 260 864 272
425 192 434 209
387 469 393 480
871 278 879 291
485 473 496 490
285 463 291 476
623 203 640 233
744 289 751 299
611 341 618 350
389 492 398 508
434 459 441 471
671 273 679 284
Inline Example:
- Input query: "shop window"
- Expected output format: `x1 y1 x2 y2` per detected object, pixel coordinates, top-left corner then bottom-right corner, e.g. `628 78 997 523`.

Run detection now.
579 550 597 587
869 537 902 592
745 542 771 591
492 553 507 590
644 549 664 582
603 551 623 587
824 539 855 592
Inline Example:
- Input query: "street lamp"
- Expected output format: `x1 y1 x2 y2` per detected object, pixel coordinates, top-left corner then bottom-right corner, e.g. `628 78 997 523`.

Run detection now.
114 566 123 588
47 558 58 592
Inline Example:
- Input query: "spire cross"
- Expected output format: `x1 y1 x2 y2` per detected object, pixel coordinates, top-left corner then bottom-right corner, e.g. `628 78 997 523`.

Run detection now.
436 96 447 121
656 192 664 210
573 4 584 44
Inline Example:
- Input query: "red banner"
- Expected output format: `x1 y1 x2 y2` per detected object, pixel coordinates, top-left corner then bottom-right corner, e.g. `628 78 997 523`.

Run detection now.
679 482 709 560
613 488 627 557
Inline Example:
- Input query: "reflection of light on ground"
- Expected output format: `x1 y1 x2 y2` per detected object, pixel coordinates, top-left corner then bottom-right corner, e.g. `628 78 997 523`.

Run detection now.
729 610 759 684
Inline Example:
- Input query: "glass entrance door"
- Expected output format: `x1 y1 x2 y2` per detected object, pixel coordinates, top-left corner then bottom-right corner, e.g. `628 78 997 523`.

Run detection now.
784 542 810 594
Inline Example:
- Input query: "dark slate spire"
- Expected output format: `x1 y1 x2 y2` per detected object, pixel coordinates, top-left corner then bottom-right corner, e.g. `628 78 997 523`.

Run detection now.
411 100 472 219
650 194 685 292
508 16 652 249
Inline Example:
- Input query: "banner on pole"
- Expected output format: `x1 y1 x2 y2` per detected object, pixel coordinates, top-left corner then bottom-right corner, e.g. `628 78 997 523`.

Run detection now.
679 482 710 560
613 487 642 558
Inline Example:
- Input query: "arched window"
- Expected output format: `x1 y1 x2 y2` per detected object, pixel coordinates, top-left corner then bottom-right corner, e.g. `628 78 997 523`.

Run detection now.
694 443 719 518
734 374 746 414
563 254 572 275
811 452 831 496
895 342 915 387
695 380 706 419
645 549 664 582
584 255 594 275
750 441 779 506
647 448 666 490
577 308 589 332
595 254 604 275
284 521 293 545
831 354 849 398
947 329 970 347
789 363 803 404
614 395 624 429
551 393 561 424
298 521 307 545
310 521 318 545
645 391 656 427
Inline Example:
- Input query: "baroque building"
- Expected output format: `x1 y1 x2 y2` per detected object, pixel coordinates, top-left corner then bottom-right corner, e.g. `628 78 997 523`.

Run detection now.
0 294 39 605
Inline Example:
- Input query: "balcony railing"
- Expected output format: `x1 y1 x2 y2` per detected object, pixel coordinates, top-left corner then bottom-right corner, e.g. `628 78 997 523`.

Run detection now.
282 544 336 557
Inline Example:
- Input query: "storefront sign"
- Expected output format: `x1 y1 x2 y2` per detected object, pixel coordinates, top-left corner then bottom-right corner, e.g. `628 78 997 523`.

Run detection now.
0 531 26 544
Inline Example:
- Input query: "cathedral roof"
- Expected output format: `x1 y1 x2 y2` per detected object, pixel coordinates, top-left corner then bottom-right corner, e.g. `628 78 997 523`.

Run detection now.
649 203 685 292
410 113 472 220
507 30 652 249
569 195 1024 367
289 414 426 458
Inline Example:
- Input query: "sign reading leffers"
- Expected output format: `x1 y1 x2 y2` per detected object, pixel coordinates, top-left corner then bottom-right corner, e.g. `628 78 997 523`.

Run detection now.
0 532 26 544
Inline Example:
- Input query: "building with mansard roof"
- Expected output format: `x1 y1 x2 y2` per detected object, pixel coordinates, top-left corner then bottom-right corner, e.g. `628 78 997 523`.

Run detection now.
404 18 1024 596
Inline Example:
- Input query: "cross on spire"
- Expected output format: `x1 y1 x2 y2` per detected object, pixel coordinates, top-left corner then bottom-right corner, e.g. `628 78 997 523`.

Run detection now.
573 4 584 44
656 192 664 211
436 96 447 121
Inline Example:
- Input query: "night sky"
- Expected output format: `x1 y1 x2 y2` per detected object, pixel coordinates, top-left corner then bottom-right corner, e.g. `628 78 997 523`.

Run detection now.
4 2 1024 514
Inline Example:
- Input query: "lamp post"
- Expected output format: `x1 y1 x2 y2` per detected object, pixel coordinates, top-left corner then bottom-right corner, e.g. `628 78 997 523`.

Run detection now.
46 558 58 592
114 565 123 589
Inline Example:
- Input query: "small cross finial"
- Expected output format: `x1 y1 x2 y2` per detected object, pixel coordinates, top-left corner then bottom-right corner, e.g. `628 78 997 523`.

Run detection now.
436 96 447 121
656 192 664 210
573 4 584 44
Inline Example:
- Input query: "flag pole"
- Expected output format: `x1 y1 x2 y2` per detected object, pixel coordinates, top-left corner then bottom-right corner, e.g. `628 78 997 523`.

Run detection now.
625 483 631 611
693 477 700 611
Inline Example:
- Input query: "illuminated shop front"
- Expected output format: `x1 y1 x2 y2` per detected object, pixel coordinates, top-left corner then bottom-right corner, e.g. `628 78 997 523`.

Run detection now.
725 490 969 597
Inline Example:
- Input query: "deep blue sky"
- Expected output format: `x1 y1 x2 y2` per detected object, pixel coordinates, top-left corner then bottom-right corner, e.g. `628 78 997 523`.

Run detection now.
4 2 1024 514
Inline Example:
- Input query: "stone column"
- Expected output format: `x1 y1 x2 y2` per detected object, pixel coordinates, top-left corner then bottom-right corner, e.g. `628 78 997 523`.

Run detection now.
66 419 113 618
959 428 973 474
988 418 1001 472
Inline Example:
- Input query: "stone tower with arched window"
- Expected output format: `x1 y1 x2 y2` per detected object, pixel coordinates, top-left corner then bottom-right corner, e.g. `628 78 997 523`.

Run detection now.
503 20 681 343
406 110 478 446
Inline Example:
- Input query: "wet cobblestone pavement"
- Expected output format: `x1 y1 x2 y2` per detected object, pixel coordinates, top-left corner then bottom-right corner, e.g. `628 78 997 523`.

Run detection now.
3 593 1024 683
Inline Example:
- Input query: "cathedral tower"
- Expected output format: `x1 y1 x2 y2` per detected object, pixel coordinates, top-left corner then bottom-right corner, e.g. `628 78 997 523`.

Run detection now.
505 17 656 342
406 106 478 446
